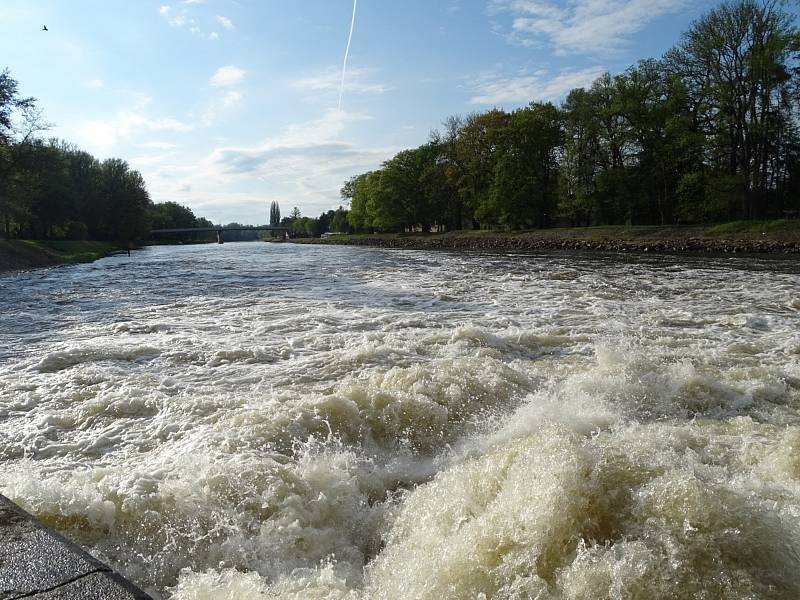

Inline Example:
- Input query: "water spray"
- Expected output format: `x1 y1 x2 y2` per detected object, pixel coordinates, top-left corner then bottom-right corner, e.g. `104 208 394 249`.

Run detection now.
338 0 358 111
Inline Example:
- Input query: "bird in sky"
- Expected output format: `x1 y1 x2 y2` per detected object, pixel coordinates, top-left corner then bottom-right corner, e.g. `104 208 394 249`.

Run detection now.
42 25 48 31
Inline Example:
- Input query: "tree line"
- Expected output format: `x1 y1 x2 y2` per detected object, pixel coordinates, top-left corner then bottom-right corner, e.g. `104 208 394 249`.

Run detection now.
342 0 800 233
0 69 224 242
266 204 349 238
1 68 349 243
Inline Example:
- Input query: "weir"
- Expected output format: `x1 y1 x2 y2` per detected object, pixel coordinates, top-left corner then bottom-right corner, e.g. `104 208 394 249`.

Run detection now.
0 494 152 599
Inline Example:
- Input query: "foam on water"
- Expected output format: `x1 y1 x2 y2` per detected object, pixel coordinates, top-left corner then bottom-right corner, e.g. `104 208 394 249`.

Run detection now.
1 244 799 598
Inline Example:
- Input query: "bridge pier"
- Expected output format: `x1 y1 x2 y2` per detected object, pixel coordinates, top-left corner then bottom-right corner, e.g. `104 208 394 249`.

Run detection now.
217 229 224 244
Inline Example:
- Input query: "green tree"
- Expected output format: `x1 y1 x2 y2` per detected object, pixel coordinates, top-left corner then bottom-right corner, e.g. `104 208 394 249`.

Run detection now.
667 0 800 219
559 87 603 225
345 171 381 232
269 201 281 226
99 158 151 241
488 102 562 229
149 201 197 230
330 207 349 233
453 109 510 228
0 69 45 238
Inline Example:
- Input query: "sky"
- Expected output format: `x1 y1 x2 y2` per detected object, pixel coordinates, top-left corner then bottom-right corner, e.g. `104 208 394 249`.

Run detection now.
1 0 717 225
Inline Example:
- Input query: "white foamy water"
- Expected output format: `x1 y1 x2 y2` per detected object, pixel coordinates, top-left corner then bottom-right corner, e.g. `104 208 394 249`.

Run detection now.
1 243 800 599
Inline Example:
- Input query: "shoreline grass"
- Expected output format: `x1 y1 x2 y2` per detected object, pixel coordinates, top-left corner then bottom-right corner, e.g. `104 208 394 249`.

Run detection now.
0 240 125 272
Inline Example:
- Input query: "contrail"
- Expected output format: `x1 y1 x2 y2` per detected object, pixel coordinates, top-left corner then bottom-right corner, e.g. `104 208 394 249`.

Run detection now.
338 0 358 111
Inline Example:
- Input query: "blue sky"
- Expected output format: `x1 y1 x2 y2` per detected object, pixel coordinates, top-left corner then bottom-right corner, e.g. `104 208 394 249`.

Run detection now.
1 0 715 225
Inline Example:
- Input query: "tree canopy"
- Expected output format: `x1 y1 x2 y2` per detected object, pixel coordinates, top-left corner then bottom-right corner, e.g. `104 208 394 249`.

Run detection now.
341 0 800 233
0 69 217 242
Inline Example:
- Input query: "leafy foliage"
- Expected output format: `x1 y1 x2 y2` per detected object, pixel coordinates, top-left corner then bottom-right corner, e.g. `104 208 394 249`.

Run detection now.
341 0 800 232
0 70 219 242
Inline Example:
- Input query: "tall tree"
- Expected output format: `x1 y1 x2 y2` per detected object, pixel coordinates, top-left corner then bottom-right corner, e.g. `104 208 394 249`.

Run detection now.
269 201 281 226
667 0 800 218
453 109 510 228
488 102 562 229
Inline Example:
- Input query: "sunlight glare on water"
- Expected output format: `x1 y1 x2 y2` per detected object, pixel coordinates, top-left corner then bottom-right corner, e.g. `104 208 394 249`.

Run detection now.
1 243 800 599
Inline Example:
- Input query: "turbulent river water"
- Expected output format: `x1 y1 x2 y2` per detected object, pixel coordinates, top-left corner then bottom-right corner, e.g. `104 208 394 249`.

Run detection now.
1 243 800 599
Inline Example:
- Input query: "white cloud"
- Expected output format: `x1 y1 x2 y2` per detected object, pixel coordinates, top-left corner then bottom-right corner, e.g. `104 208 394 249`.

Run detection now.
209 110 369 170
128 151 179 168
222 90 243 107
490 0 691 55
290 66 387 97
137 110 395 223
159 2 223 38
138 141 179 150
158 4 190 27
210 65 245 87
470 66 606 104
86 78 104 89
202 90 244 126
77 109 192 153
195 109 396 216
215 15 234 30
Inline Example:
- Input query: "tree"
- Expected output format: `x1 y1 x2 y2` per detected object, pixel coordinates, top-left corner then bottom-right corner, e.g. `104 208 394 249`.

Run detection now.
99 159 151 241
269 201 281 226
149 201 197 230
376 148 432 232
346 172 380 232
336 1 800 231
489 102 562 229
453 109 510 228
559 87 603 225
666 0 800 219
330 207 349 233
1 69 46 238
0 69 38 145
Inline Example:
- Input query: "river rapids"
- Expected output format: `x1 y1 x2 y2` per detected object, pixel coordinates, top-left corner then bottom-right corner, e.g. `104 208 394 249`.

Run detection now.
1 243 800 599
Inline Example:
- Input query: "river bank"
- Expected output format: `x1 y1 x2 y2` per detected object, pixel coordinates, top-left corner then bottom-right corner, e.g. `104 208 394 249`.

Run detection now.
0 240 125 273
295 221 800 255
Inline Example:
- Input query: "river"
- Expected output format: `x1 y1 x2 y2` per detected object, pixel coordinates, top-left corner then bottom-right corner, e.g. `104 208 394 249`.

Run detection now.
1 243 799 599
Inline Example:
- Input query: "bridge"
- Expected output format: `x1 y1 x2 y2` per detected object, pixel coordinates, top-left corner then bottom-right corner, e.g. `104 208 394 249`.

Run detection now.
150 226 289 244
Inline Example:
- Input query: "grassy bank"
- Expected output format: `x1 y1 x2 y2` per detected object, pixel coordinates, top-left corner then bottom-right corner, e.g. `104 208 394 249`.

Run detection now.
0 240 126 273
295 220 800 254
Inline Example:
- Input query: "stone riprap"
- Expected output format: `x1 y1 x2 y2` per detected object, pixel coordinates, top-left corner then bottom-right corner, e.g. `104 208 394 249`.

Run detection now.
310 234 800 254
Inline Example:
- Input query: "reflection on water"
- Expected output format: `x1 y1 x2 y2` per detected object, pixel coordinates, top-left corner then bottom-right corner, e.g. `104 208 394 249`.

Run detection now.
1 243 800 599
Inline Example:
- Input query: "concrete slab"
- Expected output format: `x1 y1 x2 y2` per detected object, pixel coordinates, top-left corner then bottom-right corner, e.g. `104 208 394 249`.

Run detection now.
26 573 147 599
0 495 151 599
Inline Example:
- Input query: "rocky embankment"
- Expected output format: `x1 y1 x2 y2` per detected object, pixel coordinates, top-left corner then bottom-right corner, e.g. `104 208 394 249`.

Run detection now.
310 234 800 255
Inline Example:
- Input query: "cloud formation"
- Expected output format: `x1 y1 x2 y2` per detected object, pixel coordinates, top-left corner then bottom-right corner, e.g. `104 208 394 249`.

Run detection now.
78 111 192 152
490 0 690 55
158 2 232 39
470 66 606 104
201 109 396 214
202 90 244 126
210 65 246 87
215 15 234 30
290 66 387 100
158 4 191 28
